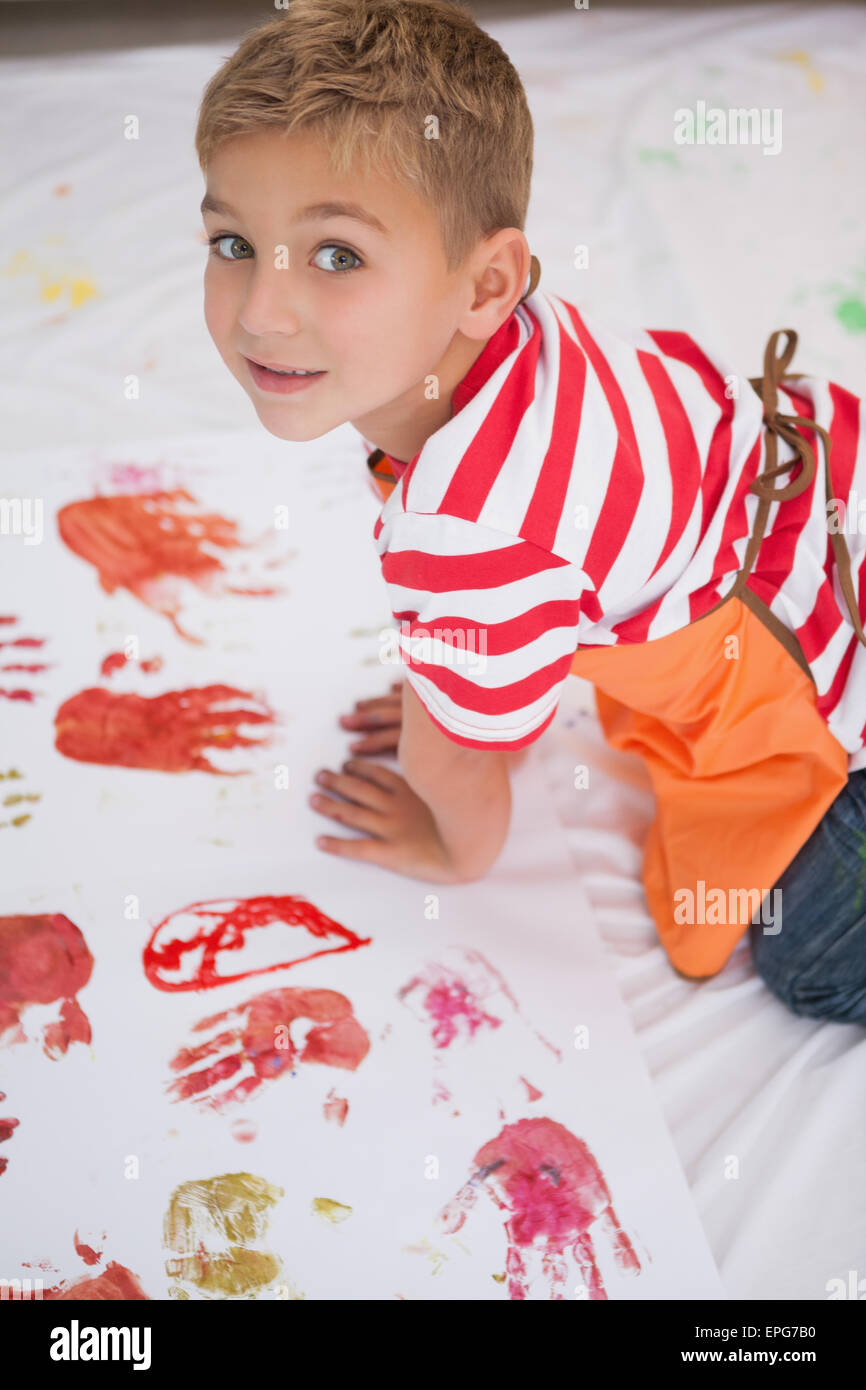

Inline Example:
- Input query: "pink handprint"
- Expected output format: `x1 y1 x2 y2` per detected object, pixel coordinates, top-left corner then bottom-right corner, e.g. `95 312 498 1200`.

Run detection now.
167 986 370 1110
398 947 561 1109
438 1116 641 1300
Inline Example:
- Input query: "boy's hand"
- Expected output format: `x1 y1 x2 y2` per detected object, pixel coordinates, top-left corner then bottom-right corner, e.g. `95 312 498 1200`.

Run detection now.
337 680 402 755
309 757 464 883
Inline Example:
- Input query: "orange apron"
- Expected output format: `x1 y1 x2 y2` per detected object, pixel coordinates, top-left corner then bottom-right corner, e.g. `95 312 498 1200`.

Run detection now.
367 329 866 979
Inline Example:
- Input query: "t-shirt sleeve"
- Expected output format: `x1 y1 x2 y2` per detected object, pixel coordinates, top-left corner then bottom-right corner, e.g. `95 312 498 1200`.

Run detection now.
378 510 590 750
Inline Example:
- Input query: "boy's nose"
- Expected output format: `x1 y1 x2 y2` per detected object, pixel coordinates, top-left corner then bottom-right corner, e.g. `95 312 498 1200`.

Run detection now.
238 267 306 338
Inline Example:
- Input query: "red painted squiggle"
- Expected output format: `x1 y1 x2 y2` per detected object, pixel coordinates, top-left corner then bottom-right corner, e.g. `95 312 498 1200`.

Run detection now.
144 895 372 992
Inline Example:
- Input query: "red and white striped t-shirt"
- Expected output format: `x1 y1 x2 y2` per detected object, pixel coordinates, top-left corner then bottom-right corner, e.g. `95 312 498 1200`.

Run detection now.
363 289 866 770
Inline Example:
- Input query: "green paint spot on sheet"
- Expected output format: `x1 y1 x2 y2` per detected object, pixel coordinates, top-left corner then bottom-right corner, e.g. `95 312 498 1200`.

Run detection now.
637 148 680 169
835 298 866 334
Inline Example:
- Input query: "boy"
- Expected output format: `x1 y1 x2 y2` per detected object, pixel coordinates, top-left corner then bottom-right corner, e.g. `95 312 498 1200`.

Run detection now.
196 0 866 1022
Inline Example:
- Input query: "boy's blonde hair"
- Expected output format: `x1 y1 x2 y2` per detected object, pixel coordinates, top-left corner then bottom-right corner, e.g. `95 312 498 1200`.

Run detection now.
194 0 533 273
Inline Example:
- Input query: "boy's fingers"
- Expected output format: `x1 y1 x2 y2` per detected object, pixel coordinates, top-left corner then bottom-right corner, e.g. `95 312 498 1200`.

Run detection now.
346 694 401 715
309 790 387 836
340 758 403 791
315 833 397 866
339 706 401 729
313 768 391 809
348 730 400 754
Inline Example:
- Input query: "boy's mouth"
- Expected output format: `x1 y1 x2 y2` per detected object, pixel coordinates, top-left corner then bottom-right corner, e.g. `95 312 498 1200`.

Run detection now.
244 357 327 395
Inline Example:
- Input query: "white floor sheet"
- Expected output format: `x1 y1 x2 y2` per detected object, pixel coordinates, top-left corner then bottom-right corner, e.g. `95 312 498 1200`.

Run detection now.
2 3 865 1300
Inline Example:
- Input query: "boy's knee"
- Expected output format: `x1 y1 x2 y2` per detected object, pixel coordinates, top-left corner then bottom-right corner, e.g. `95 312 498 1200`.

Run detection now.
750 923 866 1026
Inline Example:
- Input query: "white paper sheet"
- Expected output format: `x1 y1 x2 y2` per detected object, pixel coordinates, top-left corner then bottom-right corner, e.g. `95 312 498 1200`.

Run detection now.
1 429 724 1299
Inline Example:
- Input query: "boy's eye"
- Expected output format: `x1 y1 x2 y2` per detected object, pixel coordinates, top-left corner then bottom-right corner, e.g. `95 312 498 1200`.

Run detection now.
312 244 363 273
208 234 252 260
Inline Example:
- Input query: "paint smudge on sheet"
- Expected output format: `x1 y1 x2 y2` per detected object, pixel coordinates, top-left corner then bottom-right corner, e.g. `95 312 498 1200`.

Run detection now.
54 684 276 773
45 1266 149 1299
0 1095 20 1175
44 1265 150 1299
32 1235 150 1299
73 1230 105 1266
402 1238 450 1275
519 1077 543 1102
637 147 681 170
163 1172 285 1298
323 1089 349 1126
144 894 372 992
57 491 290 641
438 1117 642 1300
775 48 824 93
231 1119 257 1144
3 249 98 312
0 914 93 1058
1 767 41 831
167 987 370 1110
96 461 174 494
397 946 561 1105
312 1198 351 1225
399 963 502 1049
0 616 50 701
836 296 866 334
100 650 163 678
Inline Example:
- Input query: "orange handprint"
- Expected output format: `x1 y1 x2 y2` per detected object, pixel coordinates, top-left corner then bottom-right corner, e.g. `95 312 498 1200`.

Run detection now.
57 490 290 642
54 684 276 773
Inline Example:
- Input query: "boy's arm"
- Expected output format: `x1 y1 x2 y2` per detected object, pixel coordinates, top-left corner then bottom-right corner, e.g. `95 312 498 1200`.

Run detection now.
398 678 513 882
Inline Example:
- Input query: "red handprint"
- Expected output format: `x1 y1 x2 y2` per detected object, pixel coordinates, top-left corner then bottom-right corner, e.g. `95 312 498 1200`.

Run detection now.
167 987 370 1110
438 1116 641 1300
54 684 276 773
0 914 93 1058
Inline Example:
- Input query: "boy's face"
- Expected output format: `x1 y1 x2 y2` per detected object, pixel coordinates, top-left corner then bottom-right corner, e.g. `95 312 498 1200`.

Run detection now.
201 128 479 450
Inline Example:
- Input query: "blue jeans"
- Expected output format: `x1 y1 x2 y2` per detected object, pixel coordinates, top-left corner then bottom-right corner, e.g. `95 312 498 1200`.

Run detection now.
749 768 866 1025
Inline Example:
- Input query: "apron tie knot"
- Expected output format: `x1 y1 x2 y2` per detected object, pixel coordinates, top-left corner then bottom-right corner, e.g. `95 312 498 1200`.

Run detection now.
747 328 866 647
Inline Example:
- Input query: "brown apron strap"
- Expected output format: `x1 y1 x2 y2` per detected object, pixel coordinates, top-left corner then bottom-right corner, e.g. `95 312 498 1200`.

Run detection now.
729 328 866 647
